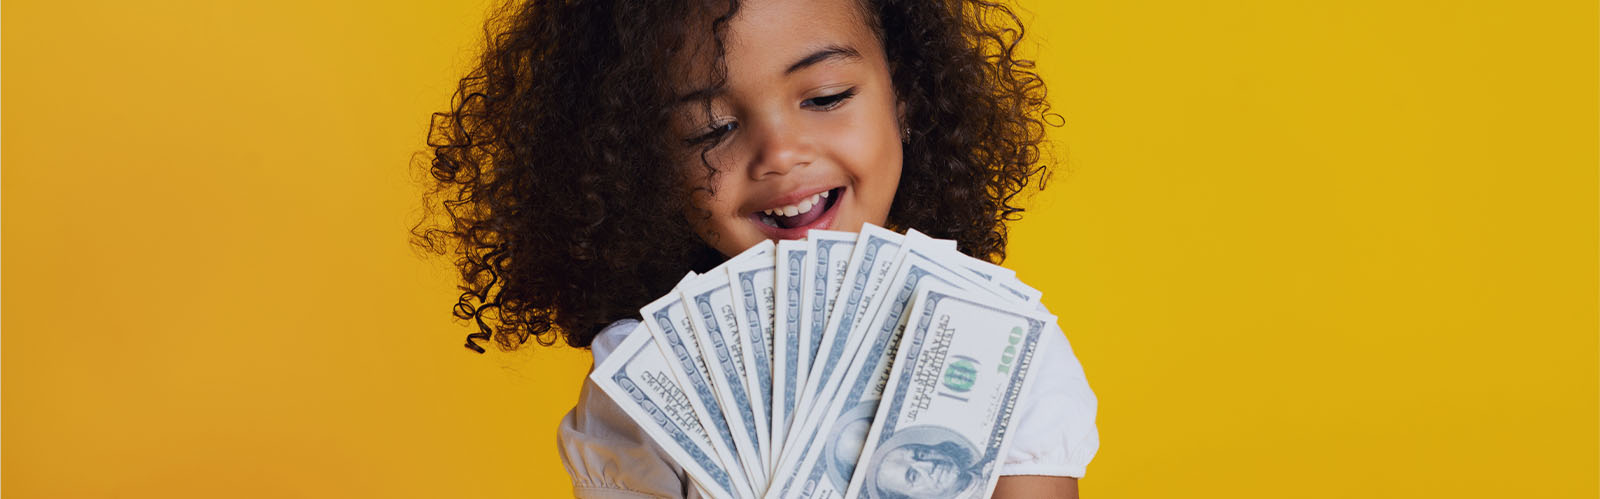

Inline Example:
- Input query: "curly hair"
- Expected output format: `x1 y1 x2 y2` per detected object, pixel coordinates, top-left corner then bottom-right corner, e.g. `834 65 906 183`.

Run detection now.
412 0 1059 353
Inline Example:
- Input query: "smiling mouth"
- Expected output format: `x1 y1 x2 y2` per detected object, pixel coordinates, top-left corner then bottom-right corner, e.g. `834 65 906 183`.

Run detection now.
756 187 842 229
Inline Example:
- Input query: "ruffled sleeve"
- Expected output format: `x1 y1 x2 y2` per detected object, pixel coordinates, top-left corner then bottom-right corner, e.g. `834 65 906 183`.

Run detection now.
999 321 1101 478
557 319 703 498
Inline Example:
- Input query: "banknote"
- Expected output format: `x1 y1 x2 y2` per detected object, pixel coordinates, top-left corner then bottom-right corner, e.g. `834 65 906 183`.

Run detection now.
948 253 1014 283
769 239 809 469
800 230 857 377
778 224 903 465
681 262 772 485
769 237 1009 498
911 228 1038 305
994 276 1042 305
640 285 754 488
905 228 959 254
605 228 1066 499
590 326 756 499
727 255 779 471
843 282 1053 499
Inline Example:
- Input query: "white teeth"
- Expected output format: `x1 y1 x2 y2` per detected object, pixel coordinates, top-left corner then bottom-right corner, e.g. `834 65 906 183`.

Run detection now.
763 191 830 218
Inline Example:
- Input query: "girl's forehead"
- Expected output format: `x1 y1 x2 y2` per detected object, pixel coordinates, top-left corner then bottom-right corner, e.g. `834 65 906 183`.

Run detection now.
671 0 882 95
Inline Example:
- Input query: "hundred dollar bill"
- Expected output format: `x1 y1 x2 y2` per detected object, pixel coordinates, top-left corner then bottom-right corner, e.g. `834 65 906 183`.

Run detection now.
992 277 1042 305
591 327 756 499
731 241 777 473
728 255 780 471
947 254 1038 305
843 282 1052 499
769 237 1013 498
779 224 903 464
769 239 809 465
800 230 857 377
947 252 1015 283
682 244 774 485
902 228 1039 306
905 228 960 254
640 284 756 489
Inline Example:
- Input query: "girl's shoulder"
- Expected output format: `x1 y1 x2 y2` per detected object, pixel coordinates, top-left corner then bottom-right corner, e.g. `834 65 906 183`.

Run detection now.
559 317 696 498
1001 321 1100 478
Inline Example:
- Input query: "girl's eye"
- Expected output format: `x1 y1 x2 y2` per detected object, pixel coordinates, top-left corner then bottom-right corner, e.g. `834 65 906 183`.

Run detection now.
686 120 738 146
802 88 857 110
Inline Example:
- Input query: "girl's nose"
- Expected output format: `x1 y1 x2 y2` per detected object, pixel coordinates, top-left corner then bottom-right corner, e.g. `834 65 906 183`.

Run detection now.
748 119 814 181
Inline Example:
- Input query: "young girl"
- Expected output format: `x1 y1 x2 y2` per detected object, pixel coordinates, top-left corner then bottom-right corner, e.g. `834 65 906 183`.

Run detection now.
413 0 1099 496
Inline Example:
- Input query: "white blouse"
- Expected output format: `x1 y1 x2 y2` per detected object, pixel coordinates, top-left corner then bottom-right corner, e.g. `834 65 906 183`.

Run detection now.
557 318 1099 498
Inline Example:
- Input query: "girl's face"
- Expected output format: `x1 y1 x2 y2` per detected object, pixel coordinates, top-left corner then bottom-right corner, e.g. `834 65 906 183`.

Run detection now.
671 0 904 258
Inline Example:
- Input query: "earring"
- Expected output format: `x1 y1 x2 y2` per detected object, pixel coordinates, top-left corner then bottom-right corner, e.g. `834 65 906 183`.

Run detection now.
901 125 911 143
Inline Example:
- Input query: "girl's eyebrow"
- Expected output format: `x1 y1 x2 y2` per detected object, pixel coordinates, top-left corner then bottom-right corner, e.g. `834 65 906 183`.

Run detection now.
675 44 863 104
783 44 861 76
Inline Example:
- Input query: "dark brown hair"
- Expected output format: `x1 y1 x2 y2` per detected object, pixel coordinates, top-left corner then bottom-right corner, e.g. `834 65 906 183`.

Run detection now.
412 0 1059 353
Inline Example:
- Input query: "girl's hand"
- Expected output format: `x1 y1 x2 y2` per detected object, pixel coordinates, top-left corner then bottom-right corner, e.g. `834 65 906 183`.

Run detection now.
992 475 1080 499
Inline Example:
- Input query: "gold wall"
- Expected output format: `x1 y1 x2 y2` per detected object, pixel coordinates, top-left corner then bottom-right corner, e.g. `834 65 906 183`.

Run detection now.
3 0 1595 497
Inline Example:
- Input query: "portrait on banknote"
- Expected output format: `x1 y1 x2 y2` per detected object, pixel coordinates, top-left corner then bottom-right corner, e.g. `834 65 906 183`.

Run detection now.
859 426 987 499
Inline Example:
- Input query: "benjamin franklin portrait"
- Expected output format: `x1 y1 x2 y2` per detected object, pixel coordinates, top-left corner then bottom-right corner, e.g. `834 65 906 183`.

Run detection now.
861 425 989 499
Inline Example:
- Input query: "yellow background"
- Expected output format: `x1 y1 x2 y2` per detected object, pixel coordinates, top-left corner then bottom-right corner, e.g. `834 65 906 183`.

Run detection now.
3 0 1595 497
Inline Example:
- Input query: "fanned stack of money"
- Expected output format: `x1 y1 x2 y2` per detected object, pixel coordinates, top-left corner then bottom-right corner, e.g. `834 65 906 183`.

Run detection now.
591 224 1057 499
